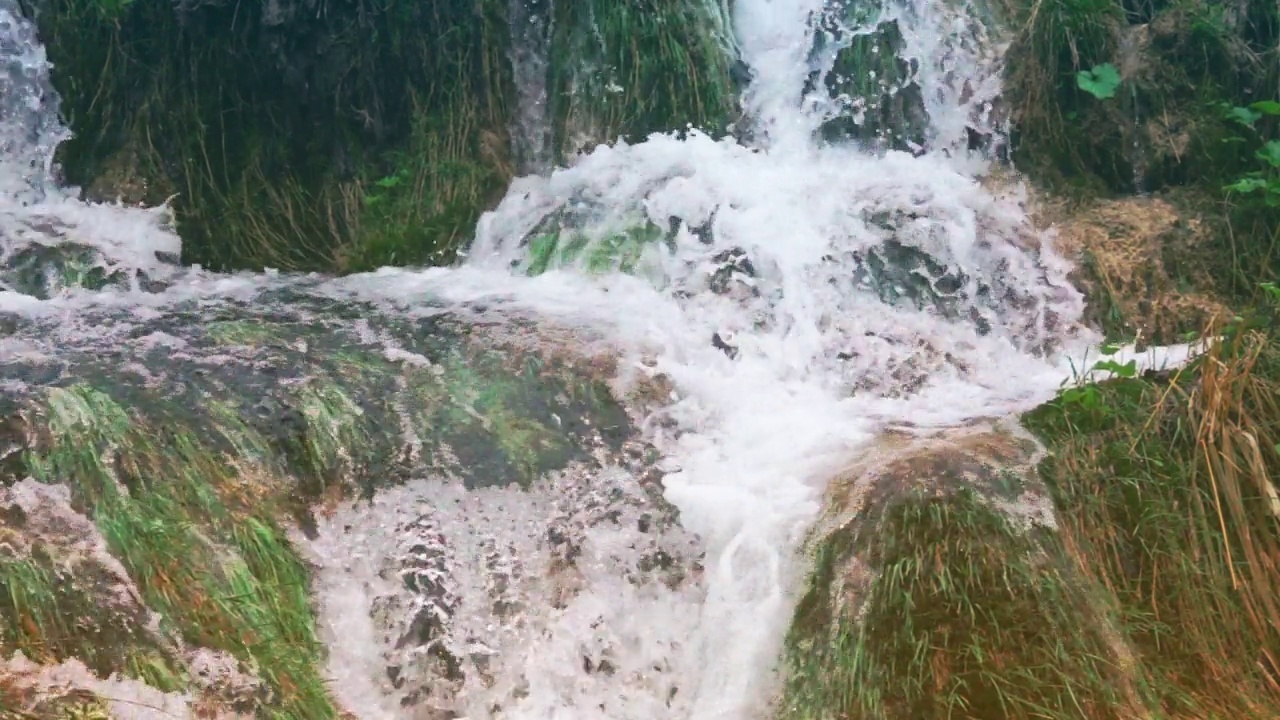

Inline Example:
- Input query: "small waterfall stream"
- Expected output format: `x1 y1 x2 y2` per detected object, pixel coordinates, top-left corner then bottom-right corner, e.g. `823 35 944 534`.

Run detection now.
0 1 1190 718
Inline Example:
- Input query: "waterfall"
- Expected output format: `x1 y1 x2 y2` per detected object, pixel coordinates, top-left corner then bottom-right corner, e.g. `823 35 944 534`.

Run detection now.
0 1 1124 719
507 0 555 173
0 0 65 202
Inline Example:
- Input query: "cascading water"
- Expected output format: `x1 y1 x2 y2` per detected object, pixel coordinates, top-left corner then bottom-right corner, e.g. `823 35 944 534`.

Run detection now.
0 1 1194 718
507 0 555 173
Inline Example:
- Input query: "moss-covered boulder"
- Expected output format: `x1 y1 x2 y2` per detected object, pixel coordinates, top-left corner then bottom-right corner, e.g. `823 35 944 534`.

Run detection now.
779 423 1148 719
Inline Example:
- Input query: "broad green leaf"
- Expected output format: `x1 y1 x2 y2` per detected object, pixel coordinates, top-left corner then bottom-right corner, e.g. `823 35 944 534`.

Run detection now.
1227 105 1262 128
1225 176 1268 193
1076 63 1121 100
1250 100 1280 115
1256 140 1280 168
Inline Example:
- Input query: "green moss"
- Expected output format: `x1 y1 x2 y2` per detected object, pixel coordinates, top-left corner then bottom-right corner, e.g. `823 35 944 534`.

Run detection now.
525 221 668 277
808 0 929 151
547 0 740 158
26 385 337 718
782 488 1132 720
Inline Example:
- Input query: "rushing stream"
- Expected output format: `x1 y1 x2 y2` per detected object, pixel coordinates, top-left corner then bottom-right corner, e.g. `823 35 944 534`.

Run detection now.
0 0 1194 718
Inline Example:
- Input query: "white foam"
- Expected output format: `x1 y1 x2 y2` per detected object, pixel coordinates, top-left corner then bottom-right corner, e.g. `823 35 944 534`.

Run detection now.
327 129 1085 718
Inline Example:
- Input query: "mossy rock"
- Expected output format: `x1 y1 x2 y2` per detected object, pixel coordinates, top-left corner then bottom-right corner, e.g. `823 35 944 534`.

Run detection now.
780 425 1147 720
0 286 653 717
806 0 929 152
29 0 744 273
0 481 183 690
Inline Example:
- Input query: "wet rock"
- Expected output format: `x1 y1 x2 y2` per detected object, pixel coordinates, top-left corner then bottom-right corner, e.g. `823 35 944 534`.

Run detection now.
0 479 168 678
807 6 929 154
710 331 738 359
0 243 129 298
186 648 269 714
707 246 757 297
0 652 214 719
82 144 172 208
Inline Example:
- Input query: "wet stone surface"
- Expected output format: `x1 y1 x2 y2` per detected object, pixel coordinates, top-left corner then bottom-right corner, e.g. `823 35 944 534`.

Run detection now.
0 286 636 495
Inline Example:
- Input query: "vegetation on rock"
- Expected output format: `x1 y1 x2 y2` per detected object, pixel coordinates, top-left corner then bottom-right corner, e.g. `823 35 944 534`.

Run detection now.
780 1 1280 716
25 0 739 274
779 428 1149 719
1004 0 1280 306
1022 315 1280 717
0 300 641 717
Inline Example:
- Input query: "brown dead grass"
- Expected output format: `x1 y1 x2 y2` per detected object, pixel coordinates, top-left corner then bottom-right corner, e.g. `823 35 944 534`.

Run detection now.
1038 194 1228 343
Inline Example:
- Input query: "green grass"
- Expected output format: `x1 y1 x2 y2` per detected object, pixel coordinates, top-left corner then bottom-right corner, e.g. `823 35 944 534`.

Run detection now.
782 312 1280 719
24 385 336 719
781 486 1134 720
0 556 182 691
1022 317 1280 717
32 0 515 273
31 0 742 273
547 0 739 157
1005 0 1280 199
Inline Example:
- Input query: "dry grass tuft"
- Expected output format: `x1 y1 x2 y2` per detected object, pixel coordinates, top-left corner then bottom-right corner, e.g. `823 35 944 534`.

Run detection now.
1041 195 1228 343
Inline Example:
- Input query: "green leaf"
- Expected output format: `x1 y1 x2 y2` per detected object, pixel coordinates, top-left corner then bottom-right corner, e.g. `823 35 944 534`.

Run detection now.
1225 176 1269 194
1076 63 1121 100
1256 140 1280 168
1228 105 1263 127
1093 358 1138 378
1250 100 1280 115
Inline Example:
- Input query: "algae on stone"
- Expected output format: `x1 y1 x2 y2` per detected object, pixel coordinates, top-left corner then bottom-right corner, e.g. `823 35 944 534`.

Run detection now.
806 0 929 152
